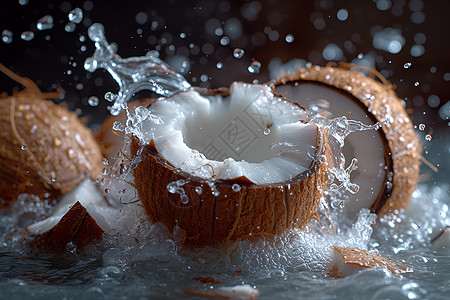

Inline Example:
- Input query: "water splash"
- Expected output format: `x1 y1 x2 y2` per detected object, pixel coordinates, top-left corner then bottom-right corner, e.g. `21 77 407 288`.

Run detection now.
84 23 191 116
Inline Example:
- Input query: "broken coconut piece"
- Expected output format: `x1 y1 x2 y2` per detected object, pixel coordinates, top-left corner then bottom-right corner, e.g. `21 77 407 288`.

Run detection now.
131 82 328 246
184 284 259 299
329 245 411 277
274 64 421 216
431 226 450 250
0 66 103 208
27 179 109 253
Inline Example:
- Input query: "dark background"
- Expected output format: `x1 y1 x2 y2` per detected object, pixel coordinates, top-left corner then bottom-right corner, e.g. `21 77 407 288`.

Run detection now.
0 0 448 182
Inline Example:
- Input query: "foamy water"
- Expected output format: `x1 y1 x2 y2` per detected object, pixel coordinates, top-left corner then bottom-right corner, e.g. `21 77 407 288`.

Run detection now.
0 182 449 299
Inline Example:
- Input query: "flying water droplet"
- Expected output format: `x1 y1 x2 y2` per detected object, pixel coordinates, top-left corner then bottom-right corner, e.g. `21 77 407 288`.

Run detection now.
21 31 34 41
102 158 110 166
233 48 245 59
68 8 83 24
88 96 99 106
285 34 294 43
403 62 412 69
216 62 223 69
1 30 13 44
37 15 54 31
248 61 261 74
263 128 270 135
105 92 117 102
418 123 425 131
195 186 202 194
425 134 432 141
65 22 76 33
21 144 28 150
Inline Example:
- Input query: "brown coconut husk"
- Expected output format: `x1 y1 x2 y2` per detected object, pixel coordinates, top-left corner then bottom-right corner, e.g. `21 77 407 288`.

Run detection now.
130 90 330 247
29 201 104 253
0 64 103 208
274 64 421 216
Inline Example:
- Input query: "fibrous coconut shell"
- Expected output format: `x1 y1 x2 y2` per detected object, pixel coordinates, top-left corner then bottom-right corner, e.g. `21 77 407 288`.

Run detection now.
275 64 421 215
0 94 103 208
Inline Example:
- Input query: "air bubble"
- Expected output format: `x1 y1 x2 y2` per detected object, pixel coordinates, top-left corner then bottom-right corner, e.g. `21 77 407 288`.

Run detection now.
101 168 111 176
248 61 261 74
37 15 54 31
233 48 245 59
21 31 34 41
88 96 99 107
68 8 83 24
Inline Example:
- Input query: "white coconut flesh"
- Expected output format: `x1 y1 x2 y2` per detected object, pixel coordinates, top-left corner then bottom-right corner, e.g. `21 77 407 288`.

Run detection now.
276 83 388 215
138 82 318 185
27 179 110 235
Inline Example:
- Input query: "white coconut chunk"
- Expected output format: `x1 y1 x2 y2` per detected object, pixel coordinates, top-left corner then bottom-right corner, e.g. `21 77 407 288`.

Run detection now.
27 179 110 234
214 284 260 299
276 83 387 215
139 82 317 185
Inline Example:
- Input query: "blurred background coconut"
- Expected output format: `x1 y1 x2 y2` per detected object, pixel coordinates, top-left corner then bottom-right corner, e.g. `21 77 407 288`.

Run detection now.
0 0 448 183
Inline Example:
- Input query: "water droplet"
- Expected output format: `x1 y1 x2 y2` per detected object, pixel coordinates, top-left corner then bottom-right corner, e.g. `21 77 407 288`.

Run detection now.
1 30 13 44
195 186 202 194
337 8 349 21
232 183 241 192
216 62 223 69
84 58 97 72
285 34 294 43
36 15 54 31
180 32 186 39
220 36 230 46
102 158 110 166
21 31 34 41
248 61 261 74
66 241 77 253
88 96 99 107
233 48 245 59
112 121 125 131
65 22 76 33
21 144 28 150
418 124 425 131
263 128 270 135
101 168 111 176
105 92 117 102
425 134 432 141
68 7 83 24
19 0 29 5
403 62 412 69
414 82 420 86
104 188 110 194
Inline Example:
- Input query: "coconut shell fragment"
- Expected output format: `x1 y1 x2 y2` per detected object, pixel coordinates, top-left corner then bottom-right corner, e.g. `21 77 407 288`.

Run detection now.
275 64 421 216
330 245 411 277
0 93 103 208
29 201 104 254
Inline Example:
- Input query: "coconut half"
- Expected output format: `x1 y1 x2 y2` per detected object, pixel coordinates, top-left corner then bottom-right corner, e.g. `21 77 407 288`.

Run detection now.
274 65 421 216
131 82 328 246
